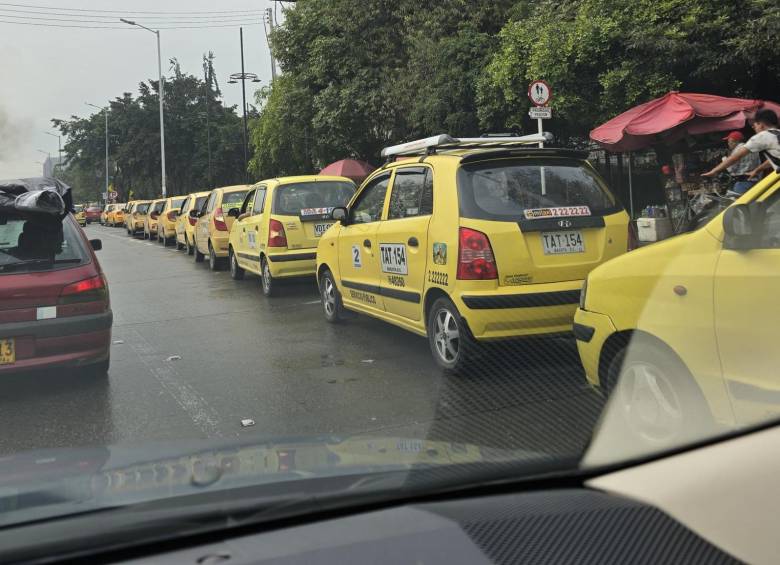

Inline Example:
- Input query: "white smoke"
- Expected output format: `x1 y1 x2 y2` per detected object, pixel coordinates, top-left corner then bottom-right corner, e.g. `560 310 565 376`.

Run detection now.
0 105 33 177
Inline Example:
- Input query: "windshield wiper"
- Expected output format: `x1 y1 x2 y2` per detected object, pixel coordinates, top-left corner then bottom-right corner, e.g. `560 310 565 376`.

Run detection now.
0 258 81 273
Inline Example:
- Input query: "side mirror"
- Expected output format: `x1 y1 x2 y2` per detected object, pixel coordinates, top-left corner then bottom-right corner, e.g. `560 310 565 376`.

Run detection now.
723 204 756 251
227 208 240 218
331 207 348 224
89 239 102 251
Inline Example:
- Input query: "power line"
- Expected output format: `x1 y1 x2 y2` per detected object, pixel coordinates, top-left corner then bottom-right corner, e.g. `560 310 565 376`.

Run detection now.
0 2 266 15
0 12 264 25
0 18 263 29
0 6 266 20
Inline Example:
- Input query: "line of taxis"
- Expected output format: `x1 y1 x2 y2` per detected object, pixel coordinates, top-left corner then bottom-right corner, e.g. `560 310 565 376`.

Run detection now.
99 133 780 448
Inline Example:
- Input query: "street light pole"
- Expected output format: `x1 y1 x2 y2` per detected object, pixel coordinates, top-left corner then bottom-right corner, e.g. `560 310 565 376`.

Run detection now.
86 102 109 200
120 18 167 197
228 27 261 183
43 131 62 167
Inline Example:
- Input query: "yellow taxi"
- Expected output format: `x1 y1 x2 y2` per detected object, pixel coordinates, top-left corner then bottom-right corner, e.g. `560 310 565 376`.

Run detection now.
176 190 211 254
100 204 114 226
192 185 250 270
126 200 151 236
316 134 630 371
228 175 355 295
155 195 187 246
122 201 136 232
112 203 126 227
143 198 166 240
73 204 87 227
575 171 780 447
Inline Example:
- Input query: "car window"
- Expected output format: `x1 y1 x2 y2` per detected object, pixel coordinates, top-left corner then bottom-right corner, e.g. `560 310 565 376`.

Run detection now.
387 167 432 220
136 203 150 214
758 192 780 248
180 197 191 213
253 187 267 214
221 190 248 212
241 189 257 215
170 197 186 210
457 158 617 221
193 195 208 213
205 192 217 213
273 181 354 216
0 214 89 274
350 174 390 224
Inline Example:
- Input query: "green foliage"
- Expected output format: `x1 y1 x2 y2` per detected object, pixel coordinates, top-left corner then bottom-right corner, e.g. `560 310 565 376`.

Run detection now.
53 54 245 202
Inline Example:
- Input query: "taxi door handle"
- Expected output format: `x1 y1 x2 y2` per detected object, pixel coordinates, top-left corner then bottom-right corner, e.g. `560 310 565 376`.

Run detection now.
363 239 372 248
408 237 419 247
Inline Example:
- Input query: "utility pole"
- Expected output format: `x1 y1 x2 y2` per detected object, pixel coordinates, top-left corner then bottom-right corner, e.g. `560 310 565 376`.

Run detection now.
264 7 277 79
202 67 213 189
229 28 261 183
86 102 109 199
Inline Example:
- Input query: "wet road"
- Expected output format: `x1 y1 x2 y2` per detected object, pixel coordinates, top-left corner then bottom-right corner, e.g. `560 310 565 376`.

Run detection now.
0 224 604 457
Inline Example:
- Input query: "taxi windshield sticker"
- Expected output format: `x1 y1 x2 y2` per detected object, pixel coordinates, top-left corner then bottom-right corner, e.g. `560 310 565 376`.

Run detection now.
523 206 591 220
299 207 334 221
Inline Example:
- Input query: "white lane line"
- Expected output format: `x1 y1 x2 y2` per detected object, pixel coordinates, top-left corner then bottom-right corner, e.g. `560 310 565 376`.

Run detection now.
303 300 321 305
125 327 225 438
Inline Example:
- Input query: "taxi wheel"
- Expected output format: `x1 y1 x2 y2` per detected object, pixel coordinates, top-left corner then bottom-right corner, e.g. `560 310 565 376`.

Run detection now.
320 269 345 323
606 339 711 447
260 257 275 297
208 242 222 271
185 237 194 255
229 250 245 280
427 298 475 373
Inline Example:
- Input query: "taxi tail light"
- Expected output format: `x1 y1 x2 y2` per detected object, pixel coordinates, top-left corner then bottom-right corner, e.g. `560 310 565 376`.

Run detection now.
57 274 109 316
214 207 228 231
268 219 287 247
457 227 497 280
167 210 177 222
628 221 638 251
188 215 198 227
150 212 159 220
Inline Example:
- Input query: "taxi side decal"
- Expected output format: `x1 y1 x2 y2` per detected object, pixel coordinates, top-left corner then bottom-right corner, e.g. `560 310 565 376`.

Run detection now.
266 252 316 262
341 279 420 304
237 252 260 263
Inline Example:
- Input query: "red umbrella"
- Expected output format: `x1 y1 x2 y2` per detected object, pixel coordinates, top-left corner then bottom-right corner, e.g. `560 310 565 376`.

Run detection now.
319 159 376 183
590 92 780 152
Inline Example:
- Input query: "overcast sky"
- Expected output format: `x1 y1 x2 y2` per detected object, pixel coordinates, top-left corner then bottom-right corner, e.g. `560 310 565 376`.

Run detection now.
0 0 278 179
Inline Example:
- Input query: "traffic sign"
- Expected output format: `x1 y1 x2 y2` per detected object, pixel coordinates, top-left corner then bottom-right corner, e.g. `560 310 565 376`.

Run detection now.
528 80 552 107
109 191 118 199
529 107 552 119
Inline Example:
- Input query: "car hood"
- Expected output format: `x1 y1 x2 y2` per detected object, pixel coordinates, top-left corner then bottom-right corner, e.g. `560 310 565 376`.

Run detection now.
0 434 553 528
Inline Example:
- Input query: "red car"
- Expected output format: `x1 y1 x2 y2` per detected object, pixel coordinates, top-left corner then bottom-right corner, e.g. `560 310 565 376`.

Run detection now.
85 206 103 224
0 211 112 375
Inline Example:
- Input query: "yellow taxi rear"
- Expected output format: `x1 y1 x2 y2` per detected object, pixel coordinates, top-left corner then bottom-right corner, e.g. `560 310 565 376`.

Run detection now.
194 185 249 269
157 196 186 245
112 204 125 227
74 205 87 227
176 191 210 252
144 199 166 239
122 201 136 230
229 176 355 295
128 200 151 236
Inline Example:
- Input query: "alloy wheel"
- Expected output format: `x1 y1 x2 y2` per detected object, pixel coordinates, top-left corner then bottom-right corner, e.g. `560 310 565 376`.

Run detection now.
433 308 460 363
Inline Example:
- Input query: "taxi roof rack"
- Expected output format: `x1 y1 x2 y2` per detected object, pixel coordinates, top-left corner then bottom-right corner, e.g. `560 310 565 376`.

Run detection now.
380 132 554 160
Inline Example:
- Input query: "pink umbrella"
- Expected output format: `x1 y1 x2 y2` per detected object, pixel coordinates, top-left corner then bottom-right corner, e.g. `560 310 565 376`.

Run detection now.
590 92 780 152
319 159 376 184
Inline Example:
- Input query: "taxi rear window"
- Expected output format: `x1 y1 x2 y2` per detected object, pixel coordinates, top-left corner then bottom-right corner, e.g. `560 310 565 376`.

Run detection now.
273 181 355 217
457 158 619 222
221 191 249 211
0 213 89 274
136 203 150 214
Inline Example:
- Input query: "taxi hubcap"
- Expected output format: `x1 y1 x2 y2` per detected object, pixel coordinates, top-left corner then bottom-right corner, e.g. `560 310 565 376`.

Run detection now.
619 362 683 443
434 309 459 363
322 278 336 316
263 263 271 291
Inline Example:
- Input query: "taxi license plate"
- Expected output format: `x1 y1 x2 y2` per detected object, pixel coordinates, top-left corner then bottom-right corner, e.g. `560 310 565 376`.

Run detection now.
0 338 15 365
314 222 333 237
541 231 585 255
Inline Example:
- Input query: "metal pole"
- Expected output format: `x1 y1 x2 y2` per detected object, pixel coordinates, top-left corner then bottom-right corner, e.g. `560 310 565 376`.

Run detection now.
203 66 213 189
156 30 167 197
628 152 635 219
240 27 249 182
104 109 109 198
266 8 277 79
538 117 547 196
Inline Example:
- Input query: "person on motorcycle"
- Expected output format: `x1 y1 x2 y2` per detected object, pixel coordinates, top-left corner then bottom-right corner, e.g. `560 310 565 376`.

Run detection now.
703 109 780 186
719 131 760 194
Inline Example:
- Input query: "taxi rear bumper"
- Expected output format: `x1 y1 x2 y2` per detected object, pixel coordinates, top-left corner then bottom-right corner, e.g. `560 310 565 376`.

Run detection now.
266 250 317 278
454 280 583 340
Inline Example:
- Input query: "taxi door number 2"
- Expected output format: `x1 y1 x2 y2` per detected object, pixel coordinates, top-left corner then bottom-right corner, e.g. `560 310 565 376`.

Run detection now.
380 243 408 275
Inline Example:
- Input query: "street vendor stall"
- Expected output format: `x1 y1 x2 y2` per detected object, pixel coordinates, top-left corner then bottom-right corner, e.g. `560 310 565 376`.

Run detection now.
590 92 780 243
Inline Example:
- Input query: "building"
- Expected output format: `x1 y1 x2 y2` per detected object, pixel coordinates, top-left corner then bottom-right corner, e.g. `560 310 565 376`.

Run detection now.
42 155 66 178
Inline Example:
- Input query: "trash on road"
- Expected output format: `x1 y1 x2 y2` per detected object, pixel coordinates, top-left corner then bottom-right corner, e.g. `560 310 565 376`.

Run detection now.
112 340 124 345
166 355 182 361
241 419 256 427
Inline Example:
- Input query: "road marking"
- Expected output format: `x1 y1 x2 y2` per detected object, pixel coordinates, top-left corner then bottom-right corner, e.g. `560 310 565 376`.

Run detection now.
125 327 225 438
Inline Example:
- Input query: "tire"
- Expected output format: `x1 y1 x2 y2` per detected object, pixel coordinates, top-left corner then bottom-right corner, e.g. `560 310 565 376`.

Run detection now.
260 257 275 297
229 249 245 280
194 238 205 262
176 237 184 251
427 297 477 373
604 338 712 447
185 236 194 256
208 242 221 271
319 269 345 323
